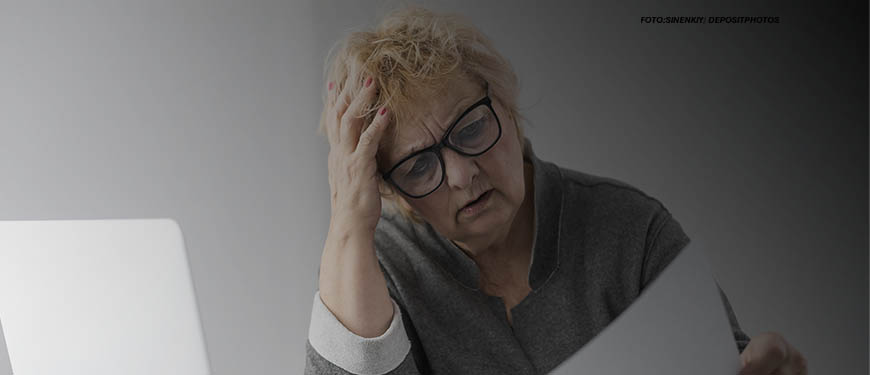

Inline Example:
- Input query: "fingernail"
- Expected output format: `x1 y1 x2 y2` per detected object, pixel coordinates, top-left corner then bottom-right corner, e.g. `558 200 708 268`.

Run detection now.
379 107 387 116
328 82 333 91
365 77 373 88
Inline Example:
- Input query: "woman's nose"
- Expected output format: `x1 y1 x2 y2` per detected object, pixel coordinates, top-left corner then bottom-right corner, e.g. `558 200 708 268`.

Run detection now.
441 148 478 190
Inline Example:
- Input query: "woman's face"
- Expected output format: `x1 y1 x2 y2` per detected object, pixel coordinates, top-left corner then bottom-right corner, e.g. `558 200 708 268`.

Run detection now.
379 76 526 252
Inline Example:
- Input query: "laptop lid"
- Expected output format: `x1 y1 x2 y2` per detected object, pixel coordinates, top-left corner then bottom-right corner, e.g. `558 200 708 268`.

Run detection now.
0 319 11 375
0 219 211 375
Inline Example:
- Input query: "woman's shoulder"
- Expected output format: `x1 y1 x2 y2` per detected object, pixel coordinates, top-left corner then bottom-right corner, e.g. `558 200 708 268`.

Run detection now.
551 161 673 217
525 138 670 217
548 161 691 287
543 160 689 255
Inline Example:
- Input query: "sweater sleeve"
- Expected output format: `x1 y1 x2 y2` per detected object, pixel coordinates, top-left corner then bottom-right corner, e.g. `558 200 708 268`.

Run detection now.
304 291 421 374
640 207 752 354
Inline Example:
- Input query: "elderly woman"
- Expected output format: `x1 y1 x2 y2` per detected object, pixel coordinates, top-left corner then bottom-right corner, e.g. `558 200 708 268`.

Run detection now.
305 6 806 375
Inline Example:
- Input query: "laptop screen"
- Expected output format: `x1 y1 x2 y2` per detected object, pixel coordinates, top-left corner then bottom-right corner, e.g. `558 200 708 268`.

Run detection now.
0 319 11 375
0 219 211 375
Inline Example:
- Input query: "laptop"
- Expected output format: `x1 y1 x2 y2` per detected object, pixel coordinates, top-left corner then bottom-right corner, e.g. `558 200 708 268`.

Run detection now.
0 319 10 375
0 219 211 375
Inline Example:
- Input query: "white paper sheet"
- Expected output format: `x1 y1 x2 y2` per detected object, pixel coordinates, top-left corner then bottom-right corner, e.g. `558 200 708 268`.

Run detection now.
549 242 741 375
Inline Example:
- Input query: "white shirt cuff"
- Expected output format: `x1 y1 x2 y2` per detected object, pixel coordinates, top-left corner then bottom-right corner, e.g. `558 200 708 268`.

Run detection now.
308 291 411 375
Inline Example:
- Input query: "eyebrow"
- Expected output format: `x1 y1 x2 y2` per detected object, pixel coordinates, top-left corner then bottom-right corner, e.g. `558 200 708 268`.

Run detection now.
400 141 429 159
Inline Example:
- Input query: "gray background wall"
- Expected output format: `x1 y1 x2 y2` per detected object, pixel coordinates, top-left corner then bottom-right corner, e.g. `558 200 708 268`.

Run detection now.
0 1 866 374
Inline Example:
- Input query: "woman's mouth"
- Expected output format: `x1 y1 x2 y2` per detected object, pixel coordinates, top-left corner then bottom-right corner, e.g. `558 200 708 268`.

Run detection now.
460 189 493 217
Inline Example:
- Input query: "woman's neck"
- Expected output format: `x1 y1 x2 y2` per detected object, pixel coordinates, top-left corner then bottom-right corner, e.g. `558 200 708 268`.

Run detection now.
472 160 536 289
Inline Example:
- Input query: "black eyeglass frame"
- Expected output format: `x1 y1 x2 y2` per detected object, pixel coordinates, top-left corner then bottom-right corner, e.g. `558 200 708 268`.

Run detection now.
382 83 503 199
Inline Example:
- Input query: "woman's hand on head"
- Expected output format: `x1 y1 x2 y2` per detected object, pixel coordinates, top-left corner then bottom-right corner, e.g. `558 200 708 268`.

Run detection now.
738 331 807 375
318 76 396 339
325 76 391 235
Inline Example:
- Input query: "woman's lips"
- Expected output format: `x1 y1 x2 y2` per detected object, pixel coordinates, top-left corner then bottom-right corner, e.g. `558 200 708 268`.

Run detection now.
459 189 493 217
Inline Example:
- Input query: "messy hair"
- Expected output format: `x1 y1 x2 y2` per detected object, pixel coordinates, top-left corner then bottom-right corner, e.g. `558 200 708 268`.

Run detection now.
319 5 527 223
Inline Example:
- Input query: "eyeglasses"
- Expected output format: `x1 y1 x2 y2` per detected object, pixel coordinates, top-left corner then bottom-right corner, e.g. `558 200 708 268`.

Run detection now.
383 83 502 199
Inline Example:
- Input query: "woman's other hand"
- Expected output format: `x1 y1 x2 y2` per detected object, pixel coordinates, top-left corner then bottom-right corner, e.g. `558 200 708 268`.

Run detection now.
738 332 808 375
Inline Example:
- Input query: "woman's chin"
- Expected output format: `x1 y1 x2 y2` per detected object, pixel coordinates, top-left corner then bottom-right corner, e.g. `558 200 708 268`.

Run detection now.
456 197 513 240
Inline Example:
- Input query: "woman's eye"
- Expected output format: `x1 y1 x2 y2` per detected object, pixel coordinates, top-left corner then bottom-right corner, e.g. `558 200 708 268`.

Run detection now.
407 158 431 177
457 120 483 140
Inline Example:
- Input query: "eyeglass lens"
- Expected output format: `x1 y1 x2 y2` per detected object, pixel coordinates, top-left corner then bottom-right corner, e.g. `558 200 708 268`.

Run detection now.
391 104 500 197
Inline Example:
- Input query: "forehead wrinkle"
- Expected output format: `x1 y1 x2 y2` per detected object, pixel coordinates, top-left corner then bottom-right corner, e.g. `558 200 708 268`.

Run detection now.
394 90 481 160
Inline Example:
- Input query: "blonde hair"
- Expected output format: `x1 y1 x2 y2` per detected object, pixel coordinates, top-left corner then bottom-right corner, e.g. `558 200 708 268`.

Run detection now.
319 5 527 223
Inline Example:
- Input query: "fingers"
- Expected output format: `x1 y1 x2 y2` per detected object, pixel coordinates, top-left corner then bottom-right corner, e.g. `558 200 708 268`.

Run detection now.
739 332 806 375
334 79 353 127
357 106 391 157
325 78 354 147
340 76 377 150
785 350 808 375
325 81 339 146
739 332 787 375
796 351 808 375
770 340 807 375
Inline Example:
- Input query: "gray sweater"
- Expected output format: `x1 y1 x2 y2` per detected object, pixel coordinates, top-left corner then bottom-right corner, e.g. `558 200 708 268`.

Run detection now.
305 139 751 374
